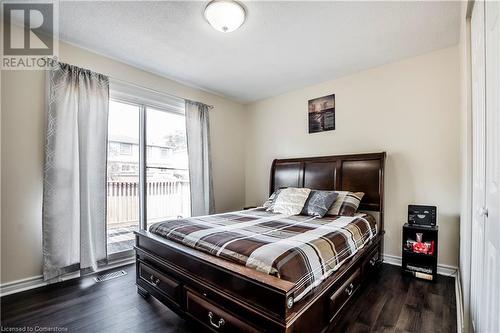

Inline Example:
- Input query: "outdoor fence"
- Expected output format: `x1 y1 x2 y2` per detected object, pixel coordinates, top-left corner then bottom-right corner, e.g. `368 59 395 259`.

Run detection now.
106 180 190 227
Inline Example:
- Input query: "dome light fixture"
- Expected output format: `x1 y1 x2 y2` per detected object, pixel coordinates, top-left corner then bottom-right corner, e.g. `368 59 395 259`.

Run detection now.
204 0 246 33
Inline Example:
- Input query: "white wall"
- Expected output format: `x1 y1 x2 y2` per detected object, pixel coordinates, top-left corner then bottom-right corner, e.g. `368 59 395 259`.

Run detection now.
244 46 461 268
1 41 462 285
1 42 246 284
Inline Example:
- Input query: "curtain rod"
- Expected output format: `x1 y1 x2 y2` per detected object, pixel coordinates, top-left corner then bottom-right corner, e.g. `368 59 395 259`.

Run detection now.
53 60 214 109
109 77 214 109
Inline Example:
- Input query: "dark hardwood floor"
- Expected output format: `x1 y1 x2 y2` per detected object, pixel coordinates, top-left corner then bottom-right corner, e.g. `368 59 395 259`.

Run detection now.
1 263 456 333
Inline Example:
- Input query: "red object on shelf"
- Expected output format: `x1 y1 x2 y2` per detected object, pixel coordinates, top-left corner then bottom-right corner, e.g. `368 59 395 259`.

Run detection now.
413 241 428 254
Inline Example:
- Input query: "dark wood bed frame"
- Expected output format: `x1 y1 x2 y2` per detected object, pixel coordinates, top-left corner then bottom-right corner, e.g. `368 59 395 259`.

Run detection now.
134 152 386 332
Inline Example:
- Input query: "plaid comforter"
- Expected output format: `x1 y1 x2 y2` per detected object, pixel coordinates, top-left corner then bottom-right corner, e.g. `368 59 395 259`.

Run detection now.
149 208 377 301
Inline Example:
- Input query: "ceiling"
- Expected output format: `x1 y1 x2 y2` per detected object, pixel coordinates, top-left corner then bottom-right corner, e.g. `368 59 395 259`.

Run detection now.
59 1 461 103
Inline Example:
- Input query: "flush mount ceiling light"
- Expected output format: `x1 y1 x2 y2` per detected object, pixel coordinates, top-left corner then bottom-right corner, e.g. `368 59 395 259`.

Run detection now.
204 0 246 33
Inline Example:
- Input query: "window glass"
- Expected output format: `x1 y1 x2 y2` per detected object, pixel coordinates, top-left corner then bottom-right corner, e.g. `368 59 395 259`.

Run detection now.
146 108 190 222
106 100 140 255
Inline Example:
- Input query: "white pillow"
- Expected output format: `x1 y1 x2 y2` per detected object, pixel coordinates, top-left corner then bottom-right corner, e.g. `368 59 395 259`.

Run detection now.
271 187 311 215
263 189 282 209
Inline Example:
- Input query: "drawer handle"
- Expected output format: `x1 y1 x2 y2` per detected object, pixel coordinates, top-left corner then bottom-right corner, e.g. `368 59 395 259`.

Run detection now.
369 257 377 266
345 283 354 296
149 274 160 286
208 311 225 329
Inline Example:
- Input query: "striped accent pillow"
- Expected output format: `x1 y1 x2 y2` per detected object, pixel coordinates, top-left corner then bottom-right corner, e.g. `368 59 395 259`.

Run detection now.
327 191 365 216
271 187 311 215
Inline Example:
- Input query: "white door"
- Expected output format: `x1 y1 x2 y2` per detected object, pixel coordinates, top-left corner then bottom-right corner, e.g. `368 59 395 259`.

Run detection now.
483 1 500 331
470 1 486 331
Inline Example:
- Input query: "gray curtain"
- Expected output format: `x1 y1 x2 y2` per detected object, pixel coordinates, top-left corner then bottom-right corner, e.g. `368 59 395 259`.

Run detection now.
185 101 215 216
43 62 109 281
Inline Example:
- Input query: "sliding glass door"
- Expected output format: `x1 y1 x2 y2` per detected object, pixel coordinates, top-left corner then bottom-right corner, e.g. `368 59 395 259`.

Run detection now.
106 100 140 255
146 108 191 224
105 89 190 258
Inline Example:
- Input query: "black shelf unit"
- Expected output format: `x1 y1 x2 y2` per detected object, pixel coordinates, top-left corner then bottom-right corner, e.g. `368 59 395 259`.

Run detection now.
402 223 438 281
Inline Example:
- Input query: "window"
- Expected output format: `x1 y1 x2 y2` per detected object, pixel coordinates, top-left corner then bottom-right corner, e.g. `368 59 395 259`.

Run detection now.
146 108 190 223
106 82 190 258
119 143 132 155
106 100 140 256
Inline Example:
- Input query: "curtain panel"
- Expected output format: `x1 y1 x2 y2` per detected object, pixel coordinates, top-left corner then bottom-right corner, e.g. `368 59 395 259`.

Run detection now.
43 62 109 281
185 101 215 216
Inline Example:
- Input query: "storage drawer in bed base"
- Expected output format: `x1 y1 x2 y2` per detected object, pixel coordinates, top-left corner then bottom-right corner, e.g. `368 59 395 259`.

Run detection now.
137 260 182 305
185 287 263 333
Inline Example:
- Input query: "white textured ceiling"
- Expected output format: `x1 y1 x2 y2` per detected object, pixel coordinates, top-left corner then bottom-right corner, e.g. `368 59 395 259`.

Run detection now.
59 1 461 103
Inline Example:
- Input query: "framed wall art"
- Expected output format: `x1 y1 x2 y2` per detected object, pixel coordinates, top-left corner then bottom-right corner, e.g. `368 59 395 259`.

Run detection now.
308 94 335 133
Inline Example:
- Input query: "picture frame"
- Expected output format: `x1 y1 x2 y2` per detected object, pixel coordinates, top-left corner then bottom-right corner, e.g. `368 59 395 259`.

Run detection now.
308 94 335 133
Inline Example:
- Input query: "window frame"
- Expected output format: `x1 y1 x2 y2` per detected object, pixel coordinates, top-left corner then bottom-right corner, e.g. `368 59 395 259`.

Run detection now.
108 81 186 238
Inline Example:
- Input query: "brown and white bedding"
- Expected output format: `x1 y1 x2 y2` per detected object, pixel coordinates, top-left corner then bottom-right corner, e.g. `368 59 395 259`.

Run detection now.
149 208 377 301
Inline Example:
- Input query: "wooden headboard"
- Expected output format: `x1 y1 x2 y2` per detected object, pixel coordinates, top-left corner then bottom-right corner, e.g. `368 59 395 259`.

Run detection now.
270 152 386 218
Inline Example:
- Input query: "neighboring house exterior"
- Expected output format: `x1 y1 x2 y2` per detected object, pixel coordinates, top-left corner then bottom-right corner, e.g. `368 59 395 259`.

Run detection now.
106 134 190 228
107 134 189 183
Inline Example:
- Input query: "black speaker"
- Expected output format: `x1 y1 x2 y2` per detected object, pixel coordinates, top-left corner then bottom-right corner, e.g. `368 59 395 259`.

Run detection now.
408 205 437 227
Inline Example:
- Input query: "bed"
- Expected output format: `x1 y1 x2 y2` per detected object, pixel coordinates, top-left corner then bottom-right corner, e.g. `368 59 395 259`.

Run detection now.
134 152 386 332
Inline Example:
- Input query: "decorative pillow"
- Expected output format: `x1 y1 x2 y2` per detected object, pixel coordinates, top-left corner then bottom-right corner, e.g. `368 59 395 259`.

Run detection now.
327 191 365 216
271 187 311 215
301 190 338 217
263 189 283 210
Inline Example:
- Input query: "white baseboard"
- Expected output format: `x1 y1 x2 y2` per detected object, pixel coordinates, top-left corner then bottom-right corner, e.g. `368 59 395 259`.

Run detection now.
0 275 46 297
0 257 135 297
383 253 458 277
